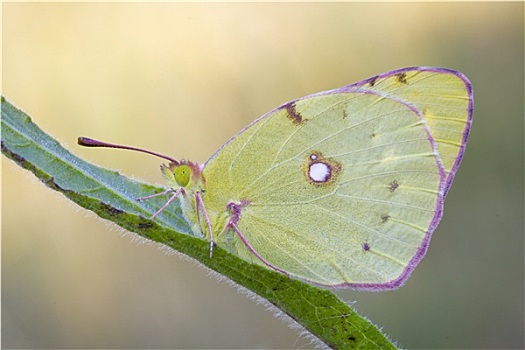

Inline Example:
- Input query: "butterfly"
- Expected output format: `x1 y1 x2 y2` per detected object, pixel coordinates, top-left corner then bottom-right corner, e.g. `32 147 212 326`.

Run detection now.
79 67 473 290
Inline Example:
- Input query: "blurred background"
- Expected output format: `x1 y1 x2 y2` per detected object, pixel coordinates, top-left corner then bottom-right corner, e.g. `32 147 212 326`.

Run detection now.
2 3 523 349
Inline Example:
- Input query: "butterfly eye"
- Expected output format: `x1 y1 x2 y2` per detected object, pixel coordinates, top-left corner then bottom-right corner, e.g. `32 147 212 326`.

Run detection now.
174 164 192 187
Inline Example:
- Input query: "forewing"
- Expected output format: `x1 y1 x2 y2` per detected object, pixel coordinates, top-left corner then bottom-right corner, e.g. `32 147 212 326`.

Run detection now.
351 67 473 195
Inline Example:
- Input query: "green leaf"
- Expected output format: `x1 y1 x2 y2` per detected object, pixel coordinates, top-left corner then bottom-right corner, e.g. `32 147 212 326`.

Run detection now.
1 97 396 349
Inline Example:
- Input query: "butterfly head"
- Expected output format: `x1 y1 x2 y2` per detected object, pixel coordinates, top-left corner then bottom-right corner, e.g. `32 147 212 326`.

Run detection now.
161 160 204 190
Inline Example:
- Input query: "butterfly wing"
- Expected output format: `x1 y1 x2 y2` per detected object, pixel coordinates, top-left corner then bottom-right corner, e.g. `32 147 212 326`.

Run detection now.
202 67 472 289
353 67 474 196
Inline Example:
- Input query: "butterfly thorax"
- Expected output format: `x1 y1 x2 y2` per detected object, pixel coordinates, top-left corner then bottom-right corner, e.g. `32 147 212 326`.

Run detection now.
160 160 209 237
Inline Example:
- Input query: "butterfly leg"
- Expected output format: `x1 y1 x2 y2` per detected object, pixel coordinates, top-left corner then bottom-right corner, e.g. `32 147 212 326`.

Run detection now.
227 220 291 279
137 188 184 219
136 188 174 201
195 191 215 258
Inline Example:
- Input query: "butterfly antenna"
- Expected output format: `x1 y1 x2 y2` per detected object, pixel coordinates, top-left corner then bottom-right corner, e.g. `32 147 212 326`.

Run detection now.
78 137 180 165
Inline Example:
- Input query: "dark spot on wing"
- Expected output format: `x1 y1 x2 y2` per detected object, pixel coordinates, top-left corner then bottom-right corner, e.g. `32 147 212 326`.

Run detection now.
388 180 399 192
396 72 408 84
366 76 378 87
285 102 303 125
362 242 371 251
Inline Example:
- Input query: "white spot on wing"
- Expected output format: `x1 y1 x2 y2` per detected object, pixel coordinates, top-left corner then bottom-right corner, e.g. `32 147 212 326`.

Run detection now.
309 162 330 182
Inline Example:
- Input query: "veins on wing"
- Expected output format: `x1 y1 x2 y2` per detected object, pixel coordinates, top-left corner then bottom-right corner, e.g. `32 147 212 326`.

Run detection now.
227 116 272 185
240 101 412 195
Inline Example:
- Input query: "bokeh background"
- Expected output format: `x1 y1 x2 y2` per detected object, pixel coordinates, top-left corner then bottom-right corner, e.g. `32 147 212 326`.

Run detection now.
2 3 523 349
